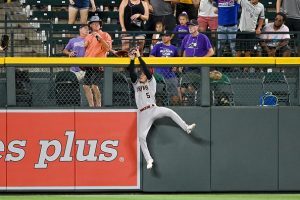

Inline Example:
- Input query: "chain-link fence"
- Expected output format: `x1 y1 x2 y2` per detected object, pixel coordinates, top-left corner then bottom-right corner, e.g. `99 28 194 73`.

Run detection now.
0 61 6 107
210 66 298 106
2 59 299 108
5 64 135 107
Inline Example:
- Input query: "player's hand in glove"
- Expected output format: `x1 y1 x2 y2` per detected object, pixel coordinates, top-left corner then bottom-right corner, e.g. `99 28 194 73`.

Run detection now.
0 34 9 51
113 50 129 57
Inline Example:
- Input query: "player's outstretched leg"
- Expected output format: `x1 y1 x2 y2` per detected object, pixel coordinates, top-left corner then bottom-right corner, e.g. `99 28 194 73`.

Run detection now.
187 123 196 134
155 107 196 134
139 135 154 169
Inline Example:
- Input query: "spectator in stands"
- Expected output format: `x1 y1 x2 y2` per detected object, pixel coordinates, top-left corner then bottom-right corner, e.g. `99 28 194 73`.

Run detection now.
175 0 198 21
216 0 240 57
144 0 177 31
192 0 218 33
276 0 300 56
172 12 189 48
151 21 165 50
260 12 291 57
181 19 214 58
150 31 182 105
63 24 89 81
236 0 264 58
68 0 96 24
119 0 149 52
276 0 300 33
180 19 214 99
83 16 112 107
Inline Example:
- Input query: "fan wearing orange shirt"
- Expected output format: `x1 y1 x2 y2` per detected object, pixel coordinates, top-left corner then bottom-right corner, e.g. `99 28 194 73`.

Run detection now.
84 15 112 107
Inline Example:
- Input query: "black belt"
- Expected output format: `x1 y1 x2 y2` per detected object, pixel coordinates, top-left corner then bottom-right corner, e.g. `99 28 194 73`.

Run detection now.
139 104 155 112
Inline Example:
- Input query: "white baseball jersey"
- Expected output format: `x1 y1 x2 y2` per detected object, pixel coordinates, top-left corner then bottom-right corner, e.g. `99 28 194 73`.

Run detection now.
133 77 157 109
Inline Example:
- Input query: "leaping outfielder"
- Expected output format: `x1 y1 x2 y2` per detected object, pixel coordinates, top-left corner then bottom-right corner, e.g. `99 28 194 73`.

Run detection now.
128 48 196 170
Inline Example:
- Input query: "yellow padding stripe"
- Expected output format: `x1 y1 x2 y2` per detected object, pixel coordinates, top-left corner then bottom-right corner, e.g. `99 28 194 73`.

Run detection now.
0 58 4 65
276 58 300 65
3 57 280 65
5 57 129 65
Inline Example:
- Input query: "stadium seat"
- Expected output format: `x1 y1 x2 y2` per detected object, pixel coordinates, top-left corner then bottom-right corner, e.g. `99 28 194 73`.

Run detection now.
265 11 277 21
23 0 68 6
55 71 81 106
31 11 68 20
154 73 169 106
262 72 290 106
113 72 132 106
39 23 120 32
15 69 33 107
102 24 121 32
99 11 119 19
94 0 122 6
39 23 80 32
260 0 276 8
180 72 201 106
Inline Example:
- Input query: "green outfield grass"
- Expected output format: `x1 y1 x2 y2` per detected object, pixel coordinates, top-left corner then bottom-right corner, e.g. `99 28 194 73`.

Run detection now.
0 194 300 200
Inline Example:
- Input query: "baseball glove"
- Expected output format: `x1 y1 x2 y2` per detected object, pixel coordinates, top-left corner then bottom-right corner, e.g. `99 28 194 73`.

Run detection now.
0 34 9 51
113 50 129 57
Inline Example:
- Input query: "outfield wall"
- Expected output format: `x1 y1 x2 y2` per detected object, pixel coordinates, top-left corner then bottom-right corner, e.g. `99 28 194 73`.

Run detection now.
0 57 299 192
143 107 300 192
1 107 300 192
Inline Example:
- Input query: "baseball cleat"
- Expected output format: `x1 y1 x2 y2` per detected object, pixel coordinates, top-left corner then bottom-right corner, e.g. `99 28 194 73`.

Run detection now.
146 159 154 169
187 123 196 134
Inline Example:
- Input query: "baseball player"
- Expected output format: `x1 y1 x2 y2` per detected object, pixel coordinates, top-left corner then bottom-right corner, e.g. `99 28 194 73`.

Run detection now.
128 48 196 170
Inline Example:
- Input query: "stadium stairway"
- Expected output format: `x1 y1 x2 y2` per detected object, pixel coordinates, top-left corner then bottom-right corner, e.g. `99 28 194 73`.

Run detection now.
0 0 48 57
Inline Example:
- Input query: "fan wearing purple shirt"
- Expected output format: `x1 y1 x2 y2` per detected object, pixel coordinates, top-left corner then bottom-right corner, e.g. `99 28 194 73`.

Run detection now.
150 31 182 105
181 19 214 58
63 24 89 80
172 12 190 47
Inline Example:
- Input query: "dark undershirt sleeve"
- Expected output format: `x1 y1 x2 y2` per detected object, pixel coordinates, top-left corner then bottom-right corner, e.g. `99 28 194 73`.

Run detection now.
138 56 152 80
129 59 138 83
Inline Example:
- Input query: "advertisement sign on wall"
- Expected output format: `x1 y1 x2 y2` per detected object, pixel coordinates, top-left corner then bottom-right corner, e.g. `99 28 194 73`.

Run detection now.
0 110 6 190
2 110 139 190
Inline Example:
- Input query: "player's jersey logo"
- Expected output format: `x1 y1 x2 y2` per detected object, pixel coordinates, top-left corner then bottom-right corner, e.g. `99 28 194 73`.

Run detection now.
137 85 149 92
188 42 198 49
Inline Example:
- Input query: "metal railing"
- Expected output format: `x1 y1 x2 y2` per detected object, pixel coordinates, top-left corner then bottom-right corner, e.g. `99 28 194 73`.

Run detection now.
1 57 299 108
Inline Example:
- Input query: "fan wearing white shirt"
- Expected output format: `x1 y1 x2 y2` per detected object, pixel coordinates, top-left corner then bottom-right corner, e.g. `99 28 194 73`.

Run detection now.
260 12 291 57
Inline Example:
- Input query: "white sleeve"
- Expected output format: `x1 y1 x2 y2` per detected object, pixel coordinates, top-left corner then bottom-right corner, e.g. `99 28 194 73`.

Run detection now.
132 81 138 91
259 4 265 19
149 77 156 93
283 26 290 39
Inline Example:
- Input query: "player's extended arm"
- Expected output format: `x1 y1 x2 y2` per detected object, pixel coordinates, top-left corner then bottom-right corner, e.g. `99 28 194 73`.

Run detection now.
138 56 152 80
129 59 138 83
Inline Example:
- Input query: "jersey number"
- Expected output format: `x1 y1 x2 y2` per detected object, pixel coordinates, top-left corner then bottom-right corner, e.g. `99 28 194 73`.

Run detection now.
146 92 150 98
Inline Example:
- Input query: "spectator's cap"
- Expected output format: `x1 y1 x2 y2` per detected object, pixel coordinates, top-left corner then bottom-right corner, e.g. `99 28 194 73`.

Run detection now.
187 19 199 26
161 30 172 36
79 24 89 29
88 15 102 25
